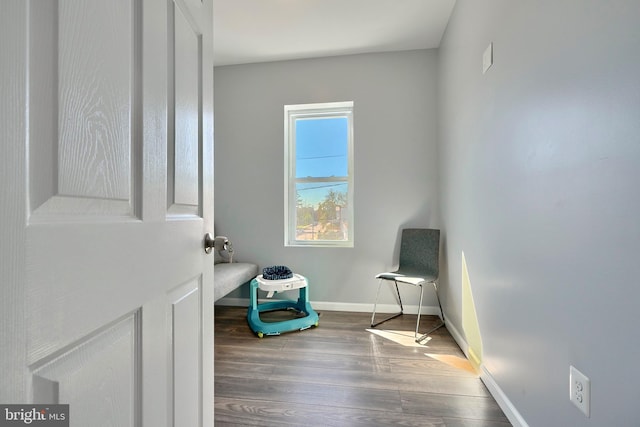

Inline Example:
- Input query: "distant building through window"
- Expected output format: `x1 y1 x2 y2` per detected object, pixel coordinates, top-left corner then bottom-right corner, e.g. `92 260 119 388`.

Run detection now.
284 101 354 247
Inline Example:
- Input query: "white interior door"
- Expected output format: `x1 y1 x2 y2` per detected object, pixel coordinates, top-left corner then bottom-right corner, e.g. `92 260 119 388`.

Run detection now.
0 0 214 426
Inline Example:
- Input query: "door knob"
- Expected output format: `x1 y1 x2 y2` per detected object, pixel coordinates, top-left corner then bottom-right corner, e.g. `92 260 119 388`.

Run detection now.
204 233 215 254
204 233 230 255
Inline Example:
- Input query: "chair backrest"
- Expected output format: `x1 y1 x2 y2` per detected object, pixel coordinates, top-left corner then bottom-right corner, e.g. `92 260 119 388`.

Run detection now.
397 228 440 279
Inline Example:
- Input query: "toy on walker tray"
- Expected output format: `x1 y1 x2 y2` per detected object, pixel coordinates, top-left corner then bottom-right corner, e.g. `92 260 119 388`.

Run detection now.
247 266 319 338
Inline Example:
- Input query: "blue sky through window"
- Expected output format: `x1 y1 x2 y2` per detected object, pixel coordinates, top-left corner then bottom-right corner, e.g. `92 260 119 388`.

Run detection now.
295 117 348 178
295 116 348 207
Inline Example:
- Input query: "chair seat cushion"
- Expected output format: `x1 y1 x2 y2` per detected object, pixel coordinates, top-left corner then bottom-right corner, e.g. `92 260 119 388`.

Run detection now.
376 271 436 285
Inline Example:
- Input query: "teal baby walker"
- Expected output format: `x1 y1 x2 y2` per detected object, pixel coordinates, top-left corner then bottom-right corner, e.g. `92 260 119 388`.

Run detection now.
247 266 319 338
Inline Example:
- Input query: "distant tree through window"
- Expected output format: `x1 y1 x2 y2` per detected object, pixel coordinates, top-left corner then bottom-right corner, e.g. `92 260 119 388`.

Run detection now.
284 101 354 247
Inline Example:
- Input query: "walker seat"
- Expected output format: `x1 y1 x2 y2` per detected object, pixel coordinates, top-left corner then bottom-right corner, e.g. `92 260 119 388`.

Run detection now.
247 274 319 337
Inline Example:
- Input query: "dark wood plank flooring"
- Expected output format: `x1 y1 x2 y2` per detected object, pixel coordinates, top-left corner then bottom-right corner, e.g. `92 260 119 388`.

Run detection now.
215 306 511 427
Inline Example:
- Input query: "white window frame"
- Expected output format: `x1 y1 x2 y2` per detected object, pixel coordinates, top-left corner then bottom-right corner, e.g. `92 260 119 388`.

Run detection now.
284 101 354 247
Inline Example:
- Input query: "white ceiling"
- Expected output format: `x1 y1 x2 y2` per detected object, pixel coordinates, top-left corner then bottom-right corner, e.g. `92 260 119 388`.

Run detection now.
213 0 456 66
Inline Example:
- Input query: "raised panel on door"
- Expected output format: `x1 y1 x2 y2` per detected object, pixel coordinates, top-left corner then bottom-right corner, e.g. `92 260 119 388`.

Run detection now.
31 312 141 426
169 280 202 427
28 0 141 222
168 1 202 217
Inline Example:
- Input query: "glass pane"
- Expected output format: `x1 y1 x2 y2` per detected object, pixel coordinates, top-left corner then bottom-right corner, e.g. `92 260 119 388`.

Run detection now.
295 181 349 241
295 117 348 178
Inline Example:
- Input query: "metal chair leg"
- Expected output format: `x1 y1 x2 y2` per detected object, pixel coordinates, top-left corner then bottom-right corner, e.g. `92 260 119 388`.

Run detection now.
371 280 404 328
415 281 445 343
414 284 424 341
372 278 445 343
434 281 445 322
370 279 383 326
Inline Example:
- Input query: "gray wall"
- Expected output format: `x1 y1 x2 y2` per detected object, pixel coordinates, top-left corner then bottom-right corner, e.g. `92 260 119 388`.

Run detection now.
438 1 640 425
214 50 440 306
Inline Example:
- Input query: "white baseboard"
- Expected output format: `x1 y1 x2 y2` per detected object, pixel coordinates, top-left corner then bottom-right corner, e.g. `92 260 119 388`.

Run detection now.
480 366 529 427
442 315 528 427
215 297 443 316
441 314 469 356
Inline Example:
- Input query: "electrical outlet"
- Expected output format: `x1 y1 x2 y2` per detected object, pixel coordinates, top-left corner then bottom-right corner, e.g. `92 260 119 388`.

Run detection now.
570 365 591 417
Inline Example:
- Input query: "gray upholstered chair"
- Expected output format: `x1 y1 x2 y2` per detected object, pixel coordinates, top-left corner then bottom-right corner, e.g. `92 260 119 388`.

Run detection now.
370 228 444 343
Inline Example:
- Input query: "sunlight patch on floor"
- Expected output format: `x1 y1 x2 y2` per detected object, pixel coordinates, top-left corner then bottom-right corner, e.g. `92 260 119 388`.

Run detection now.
424 353 479 376
366 329 432 347
367 329 479 376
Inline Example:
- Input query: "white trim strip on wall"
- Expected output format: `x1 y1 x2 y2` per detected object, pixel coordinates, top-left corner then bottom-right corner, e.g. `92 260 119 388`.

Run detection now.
444 315 529 427
480 366 530 427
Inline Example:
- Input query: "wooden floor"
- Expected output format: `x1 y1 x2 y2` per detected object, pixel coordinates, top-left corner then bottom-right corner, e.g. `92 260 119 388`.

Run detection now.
214 306 511 427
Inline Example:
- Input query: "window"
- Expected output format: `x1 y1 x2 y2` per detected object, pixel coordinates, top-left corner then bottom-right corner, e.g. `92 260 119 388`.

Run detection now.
284 101 354 247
